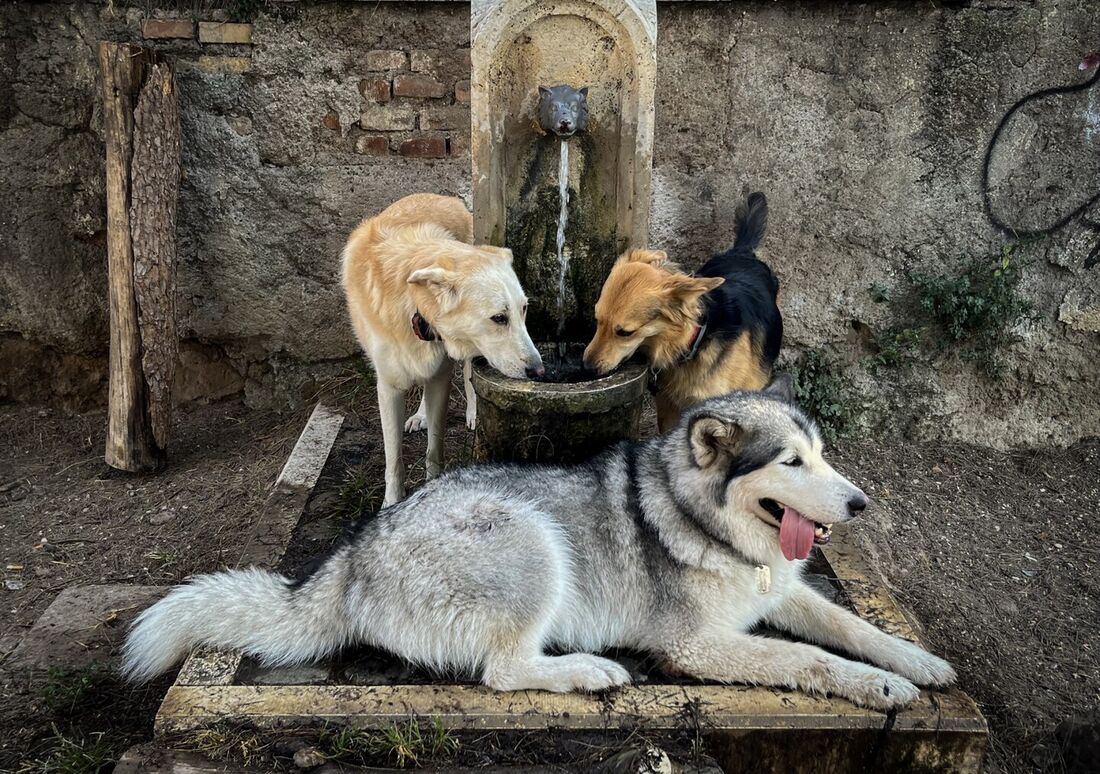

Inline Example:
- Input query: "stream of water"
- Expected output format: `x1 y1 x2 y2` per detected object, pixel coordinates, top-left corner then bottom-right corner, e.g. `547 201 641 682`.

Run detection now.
555 139 570 356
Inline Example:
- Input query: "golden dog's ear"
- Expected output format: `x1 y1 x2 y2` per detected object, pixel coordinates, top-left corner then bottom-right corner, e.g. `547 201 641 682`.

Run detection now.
688 415 743 468
408 265 460 307
662 274 724 299
618 248 670 268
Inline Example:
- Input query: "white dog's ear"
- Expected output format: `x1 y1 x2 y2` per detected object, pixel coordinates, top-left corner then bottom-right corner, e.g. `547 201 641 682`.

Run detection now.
688 415 742 468
764 373 796 403
490 246 514 264
408 266 460 307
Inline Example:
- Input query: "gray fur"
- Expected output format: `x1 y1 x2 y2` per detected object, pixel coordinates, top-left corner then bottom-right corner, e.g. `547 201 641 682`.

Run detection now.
122 391 955 709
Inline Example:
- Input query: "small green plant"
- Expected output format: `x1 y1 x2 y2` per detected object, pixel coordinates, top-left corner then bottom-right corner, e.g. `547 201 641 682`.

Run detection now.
17 726 118 774
910 245 1035 376
183 724 269 767
41 667 105 716
338 464 384 517
319 718 459 767
786 351 854 443
862 244 1036 378
865 325 922 372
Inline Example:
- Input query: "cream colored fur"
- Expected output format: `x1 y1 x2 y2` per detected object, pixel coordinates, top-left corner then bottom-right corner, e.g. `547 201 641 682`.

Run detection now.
341 194 542 505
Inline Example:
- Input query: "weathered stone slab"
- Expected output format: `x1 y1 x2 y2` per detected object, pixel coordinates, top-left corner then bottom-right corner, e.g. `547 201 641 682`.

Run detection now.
5 584 165 673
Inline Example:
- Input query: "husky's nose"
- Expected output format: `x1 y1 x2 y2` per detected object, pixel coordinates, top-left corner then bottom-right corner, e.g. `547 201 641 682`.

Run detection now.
847 495 868 518
526 364 545 378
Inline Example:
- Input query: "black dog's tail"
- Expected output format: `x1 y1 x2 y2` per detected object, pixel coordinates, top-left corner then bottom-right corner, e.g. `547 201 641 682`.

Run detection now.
731 192 768 254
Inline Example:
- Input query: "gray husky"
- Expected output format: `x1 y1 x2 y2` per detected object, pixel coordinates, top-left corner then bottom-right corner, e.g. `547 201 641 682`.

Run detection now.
122 380 955 710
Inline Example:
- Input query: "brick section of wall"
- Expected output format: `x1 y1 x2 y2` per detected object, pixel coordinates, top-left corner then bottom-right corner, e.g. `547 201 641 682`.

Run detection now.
393 73 446 99
142 19 194 40
399 136 447 159
360 78 391 103
355 135 390 156
360 107 418 132
198 22 253 45
366 49 407 71
350 47 472 159
454 79 471 104
421 106 468 131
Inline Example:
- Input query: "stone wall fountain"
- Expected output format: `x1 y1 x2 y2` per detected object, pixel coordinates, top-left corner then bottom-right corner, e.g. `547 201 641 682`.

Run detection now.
470 0 657 463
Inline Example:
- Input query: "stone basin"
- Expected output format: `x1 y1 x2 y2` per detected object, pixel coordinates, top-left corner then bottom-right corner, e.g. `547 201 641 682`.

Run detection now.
471 348 648 464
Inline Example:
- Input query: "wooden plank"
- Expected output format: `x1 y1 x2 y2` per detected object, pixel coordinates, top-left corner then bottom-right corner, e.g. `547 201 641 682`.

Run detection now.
130 61 181 452
156 682 985 735
101 41 161 472
233 403 344 569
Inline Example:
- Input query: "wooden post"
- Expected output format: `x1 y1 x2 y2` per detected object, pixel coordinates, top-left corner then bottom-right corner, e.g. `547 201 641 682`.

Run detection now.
99 42 180 472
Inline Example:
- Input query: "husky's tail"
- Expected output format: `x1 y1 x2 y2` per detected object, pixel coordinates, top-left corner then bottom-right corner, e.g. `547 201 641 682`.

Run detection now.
731 192 769 255
120 563 351 683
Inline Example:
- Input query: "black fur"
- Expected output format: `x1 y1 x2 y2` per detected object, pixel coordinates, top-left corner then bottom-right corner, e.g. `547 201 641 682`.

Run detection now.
694 193 783 367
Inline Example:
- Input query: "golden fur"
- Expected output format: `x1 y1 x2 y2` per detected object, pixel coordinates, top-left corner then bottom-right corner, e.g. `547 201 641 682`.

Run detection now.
583 248 770 432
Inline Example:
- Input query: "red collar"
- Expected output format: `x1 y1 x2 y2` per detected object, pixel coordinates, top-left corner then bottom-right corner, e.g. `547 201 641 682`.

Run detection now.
411 311 438 342
679 320 708 363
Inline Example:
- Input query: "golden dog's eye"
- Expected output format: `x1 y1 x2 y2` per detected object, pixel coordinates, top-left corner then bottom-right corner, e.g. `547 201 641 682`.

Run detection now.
782 457 803 467
491 314 509 326
615 328 634 338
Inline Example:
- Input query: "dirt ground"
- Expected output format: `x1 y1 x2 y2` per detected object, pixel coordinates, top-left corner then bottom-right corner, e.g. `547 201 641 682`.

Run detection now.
0 400 308 770
0 385 1097 772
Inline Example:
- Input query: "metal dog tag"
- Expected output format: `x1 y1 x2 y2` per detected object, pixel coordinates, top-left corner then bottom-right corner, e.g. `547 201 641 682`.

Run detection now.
755 564 771 594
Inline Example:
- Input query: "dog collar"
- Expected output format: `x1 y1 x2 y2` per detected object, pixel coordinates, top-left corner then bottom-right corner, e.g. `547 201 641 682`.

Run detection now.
411 311 438 342
679 318 708 363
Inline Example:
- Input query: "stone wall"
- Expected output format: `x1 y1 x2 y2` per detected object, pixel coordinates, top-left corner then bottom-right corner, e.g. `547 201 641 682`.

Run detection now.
1 0 1098 447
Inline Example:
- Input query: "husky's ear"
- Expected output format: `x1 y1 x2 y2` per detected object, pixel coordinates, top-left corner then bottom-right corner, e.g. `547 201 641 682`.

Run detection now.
764 373 796 403
538 86 551 98
619 248 670 268
688 415 743 468
408 266 461 308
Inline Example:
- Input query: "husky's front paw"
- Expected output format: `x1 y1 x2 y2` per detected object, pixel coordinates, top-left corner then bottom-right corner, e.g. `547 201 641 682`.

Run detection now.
465 404 477 431
564 654 632 692
832 662 920 711
883 640 957 688
404 413 427 433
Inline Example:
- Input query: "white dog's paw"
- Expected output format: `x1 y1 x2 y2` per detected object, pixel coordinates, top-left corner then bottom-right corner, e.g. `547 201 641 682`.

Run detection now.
559 654 632 693
404 413 427 433
832 663 920 711
885 641 957 688
465 406 477 431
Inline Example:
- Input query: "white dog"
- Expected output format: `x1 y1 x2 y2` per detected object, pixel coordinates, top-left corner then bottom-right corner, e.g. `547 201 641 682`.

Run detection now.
341 194 543 505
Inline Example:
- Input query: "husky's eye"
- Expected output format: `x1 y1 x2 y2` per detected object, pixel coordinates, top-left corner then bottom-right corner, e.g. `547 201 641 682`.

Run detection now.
491 313 509 326
782 456 803 467
615 328 634 338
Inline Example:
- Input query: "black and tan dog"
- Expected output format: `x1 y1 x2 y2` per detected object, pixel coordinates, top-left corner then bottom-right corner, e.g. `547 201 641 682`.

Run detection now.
583 193 782 431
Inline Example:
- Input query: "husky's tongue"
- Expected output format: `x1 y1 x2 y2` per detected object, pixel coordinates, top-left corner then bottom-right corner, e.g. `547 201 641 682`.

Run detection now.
779 506 815 561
